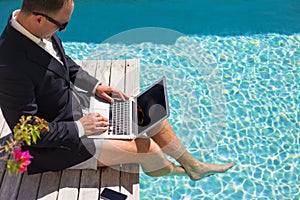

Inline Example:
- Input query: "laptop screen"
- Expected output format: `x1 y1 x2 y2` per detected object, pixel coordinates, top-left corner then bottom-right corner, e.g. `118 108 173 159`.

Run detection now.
136 77 169 134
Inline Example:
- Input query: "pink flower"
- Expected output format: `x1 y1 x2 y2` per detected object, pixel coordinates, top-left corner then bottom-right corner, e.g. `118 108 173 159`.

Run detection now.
13 147 33 173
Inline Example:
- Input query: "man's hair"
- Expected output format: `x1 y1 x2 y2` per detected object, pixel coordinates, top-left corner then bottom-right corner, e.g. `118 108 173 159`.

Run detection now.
22 0 72 14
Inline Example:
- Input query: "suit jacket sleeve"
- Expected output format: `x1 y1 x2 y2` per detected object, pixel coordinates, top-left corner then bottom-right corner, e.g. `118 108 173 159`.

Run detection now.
0 64 81 149
66 55 99 92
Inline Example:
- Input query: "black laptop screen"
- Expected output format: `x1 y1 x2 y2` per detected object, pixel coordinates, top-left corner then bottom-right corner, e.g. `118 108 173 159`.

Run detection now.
137 78 169 133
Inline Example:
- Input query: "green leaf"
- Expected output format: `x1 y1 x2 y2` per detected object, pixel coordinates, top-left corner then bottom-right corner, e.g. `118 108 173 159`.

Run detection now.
32 133 37 144
4 146 9 152
26 115 32 122
24 137 31 146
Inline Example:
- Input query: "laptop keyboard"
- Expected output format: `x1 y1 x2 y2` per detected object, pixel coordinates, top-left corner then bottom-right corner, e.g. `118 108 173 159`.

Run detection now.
109 100 130 135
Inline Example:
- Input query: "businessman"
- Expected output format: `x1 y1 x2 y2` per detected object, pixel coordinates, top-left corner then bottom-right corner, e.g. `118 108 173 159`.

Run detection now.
0 0 233 179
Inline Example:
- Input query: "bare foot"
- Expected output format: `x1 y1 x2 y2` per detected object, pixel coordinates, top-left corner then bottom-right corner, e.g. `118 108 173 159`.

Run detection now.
185 162 234 181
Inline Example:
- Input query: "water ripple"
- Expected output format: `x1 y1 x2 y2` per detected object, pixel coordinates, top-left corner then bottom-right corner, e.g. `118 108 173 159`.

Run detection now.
64 33 300 199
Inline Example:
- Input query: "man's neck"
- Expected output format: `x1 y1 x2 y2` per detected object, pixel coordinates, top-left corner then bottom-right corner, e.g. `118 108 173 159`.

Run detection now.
15 10 41 39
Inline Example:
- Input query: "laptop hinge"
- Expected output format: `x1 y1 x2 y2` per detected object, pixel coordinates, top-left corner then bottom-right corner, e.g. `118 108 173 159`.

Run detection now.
131 100 138 137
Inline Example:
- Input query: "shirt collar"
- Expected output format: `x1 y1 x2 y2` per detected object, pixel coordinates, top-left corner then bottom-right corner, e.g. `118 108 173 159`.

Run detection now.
10 10 44 46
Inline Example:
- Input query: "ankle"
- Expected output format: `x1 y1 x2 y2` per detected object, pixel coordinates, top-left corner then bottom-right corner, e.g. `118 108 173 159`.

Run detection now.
144 164 174 177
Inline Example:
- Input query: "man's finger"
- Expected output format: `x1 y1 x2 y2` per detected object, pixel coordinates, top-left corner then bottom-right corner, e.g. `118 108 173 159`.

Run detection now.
114 90 129 101
96 126 109 132
96 115 108 122
102 93 114 103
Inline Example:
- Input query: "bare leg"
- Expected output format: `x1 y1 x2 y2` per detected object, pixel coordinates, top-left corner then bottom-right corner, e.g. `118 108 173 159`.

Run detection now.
147 120 234 180
97 137 187 177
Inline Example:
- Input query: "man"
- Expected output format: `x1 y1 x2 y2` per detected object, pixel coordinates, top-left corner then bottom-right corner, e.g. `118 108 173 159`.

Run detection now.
0 0 233 179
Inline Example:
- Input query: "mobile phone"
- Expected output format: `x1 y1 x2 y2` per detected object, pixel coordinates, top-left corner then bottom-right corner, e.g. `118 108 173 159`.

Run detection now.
100 188 127 200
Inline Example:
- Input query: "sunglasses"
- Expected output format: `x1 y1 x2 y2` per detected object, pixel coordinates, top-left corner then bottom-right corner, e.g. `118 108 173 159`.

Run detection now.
32 11 68 31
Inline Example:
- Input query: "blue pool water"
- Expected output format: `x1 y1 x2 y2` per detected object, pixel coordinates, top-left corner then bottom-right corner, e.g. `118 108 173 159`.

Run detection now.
1 0 300 42
65 33 300 200
1 0 300 199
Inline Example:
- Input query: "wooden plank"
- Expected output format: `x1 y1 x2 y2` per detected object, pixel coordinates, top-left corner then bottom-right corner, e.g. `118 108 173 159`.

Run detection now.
110 60 126 92
124 59 140 96
0 134 11 185
0 108 11 138
94 60 112 86
0 173 22 200
17 173 41 200
121 59 140 200
0 108 5 138
37 171 61 200
57 169 81 200
0 110 13 197
120 164 139 200
81 60 98 77
100 166 120 193
0 160 7 191
78 169 101 200
0 155 7 187
0 155 23 200
1 122 12 138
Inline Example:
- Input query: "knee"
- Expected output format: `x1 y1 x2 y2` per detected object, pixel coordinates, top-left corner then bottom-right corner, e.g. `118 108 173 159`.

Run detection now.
135 138 161 154
146 120 167 137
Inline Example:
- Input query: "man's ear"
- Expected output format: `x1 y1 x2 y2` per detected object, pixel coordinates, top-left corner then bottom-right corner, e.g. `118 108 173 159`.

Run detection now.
32 14 43 24
36 16 42 24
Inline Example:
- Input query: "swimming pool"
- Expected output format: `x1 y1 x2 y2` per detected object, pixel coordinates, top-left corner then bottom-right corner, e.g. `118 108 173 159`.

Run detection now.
65 32 300 200
1 0 299 199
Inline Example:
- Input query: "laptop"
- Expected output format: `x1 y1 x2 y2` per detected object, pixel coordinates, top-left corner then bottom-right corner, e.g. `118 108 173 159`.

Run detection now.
88 76 170 139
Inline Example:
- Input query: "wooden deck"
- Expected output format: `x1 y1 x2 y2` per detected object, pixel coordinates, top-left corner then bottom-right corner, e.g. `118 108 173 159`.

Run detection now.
0 59 140 200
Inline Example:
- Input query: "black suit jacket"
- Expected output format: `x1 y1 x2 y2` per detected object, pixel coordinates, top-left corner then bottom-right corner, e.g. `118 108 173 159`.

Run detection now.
0 20 99 174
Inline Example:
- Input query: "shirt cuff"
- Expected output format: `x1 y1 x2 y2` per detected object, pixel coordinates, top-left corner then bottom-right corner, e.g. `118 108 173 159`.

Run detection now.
75 121 85 138
92 80 102 94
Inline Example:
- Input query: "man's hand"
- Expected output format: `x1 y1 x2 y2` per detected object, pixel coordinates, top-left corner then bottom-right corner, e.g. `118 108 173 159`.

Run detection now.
79 113 109 136
95 85 129 103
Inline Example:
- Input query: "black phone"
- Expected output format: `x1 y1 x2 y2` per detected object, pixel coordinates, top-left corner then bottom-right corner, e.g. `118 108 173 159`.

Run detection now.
100 188 127 200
